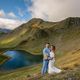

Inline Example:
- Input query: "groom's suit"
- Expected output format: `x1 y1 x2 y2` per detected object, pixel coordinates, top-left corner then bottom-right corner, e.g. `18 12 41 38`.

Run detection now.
41 48 50 75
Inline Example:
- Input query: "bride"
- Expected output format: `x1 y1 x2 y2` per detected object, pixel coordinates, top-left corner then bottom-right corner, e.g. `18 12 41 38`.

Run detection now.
48 45 62 74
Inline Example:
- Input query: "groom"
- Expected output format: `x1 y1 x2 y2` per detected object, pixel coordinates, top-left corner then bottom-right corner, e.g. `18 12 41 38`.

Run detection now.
41 43 51 75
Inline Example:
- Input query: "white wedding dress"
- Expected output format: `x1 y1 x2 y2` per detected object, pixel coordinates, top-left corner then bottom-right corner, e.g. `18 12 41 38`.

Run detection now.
48 51 62 74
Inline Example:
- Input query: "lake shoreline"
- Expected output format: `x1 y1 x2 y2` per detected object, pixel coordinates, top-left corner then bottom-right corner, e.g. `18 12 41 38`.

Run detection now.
0 54 11 65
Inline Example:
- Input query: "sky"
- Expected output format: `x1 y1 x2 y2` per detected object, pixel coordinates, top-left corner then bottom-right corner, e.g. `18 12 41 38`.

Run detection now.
0 0 80 30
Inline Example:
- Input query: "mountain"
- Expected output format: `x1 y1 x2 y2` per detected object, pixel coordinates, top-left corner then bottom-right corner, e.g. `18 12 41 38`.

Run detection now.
0 17 80 55
0 28 11 33
0 28 11 37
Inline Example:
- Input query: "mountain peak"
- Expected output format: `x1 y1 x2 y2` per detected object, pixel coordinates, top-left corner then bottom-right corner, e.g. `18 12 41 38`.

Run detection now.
64 17 80 26
28 18 44 24
27 18 44 28
66 17 80 22
29 18 43 22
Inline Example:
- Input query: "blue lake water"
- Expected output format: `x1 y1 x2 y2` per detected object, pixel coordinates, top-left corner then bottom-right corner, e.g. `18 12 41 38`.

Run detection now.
0 50 42 71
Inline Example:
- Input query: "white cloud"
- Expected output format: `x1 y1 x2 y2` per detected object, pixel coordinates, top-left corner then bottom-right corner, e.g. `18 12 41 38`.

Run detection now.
0 9 6 17
0 9 17 19
7 12 17 18
18 0 30 17
28 0 80 21
18 8 25 17
0 18 25 30
0 9 25 30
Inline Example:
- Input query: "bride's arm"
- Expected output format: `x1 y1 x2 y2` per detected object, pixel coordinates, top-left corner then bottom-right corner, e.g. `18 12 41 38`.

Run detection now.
51 52 55 60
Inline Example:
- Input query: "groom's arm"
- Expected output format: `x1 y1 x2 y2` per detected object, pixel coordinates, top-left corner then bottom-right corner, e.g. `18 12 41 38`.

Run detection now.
43 54 48 60
47 57 53 60
43 54 53 60
43 49 53 60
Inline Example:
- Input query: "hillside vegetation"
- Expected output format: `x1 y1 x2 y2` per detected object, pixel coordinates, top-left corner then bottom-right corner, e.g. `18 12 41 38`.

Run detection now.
0 17 80 55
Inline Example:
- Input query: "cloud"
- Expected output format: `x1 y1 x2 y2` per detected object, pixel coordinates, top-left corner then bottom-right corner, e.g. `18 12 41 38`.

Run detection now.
0 18 25 30
17 0 31 17
7 12 17 18
28 0 80 21
0 9 25 30
0 9 5 17
18 8 26 17
0 9 17 19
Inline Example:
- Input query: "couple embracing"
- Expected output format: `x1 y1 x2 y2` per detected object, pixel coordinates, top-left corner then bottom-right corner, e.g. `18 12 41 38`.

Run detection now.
41 43 62 75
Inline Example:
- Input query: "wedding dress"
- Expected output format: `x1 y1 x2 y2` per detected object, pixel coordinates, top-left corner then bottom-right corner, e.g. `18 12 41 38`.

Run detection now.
48 51 62 74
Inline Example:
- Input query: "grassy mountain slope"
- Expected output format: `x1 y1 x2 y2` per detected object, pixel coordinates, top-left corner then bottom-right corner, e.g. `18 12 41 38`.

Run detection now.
0 17 80 55
0 28 11 36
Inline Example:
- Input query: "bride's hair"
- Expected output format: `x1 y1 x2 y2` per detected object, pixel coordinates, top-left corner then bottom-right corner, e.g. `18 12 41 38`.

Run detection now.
51 45 56 51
